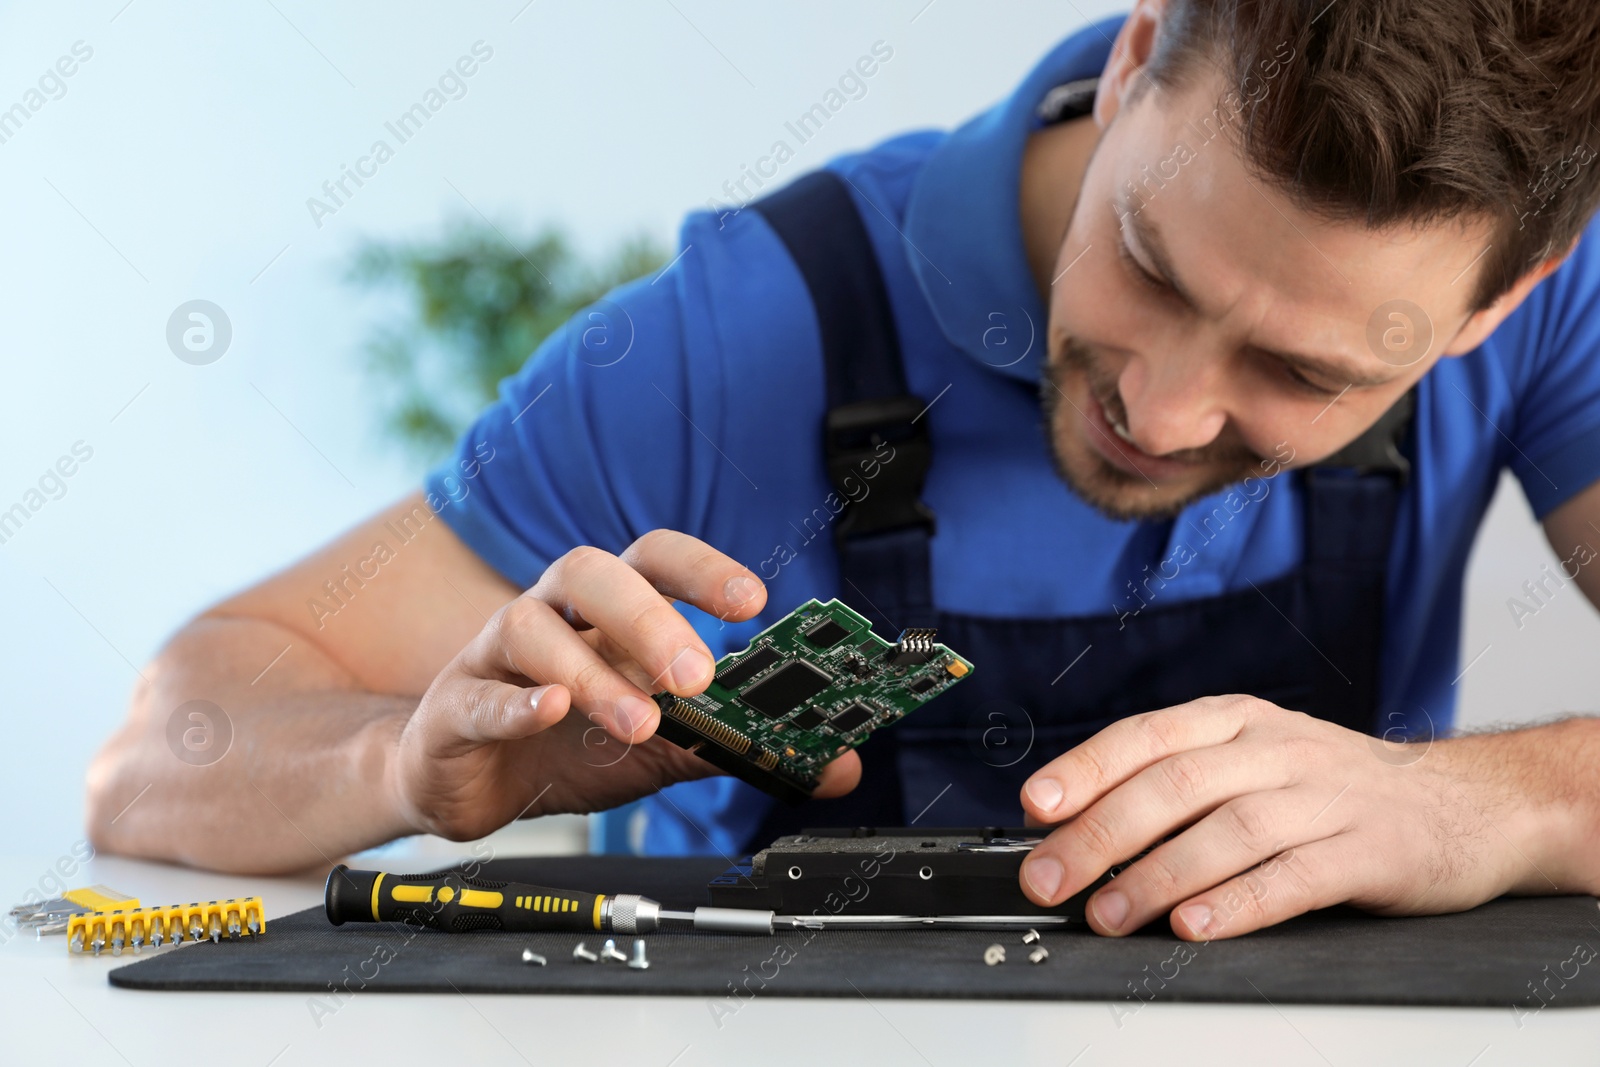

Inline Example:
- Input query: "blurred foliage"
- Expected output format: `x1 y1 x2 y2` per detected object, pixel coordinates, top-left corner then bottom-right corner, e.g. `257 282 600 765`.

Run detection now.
347 219 668 459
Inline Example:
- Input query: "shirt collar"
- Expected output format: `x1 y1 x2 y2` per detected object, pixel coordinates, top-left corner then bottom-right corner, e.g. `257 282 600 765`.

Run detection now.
903 15 1124 384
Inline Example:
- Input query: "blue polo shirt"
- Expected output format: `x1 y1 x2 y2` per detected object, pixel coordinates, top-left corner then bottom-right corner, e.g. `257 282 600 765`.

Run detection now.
426 15 1600 855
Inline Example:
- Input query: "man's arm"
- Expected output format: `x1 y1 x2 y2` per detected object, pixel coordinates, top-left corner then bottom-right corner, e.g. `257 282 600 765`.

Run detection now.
85 492 507 871
86 491 861 874
1541 477 1600 611
1008 483 1600 939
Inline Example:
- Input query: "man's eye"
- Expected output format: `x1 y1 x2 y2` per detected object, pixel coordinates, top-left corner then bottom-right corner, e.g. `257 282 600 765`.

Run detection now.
1117 240 1168 294
1281 363 1344 397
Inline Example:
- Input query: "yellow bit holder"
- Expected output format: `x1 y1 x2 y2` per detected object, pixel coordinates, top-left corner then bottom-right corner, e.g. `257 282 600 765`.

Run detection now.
67 896 266 953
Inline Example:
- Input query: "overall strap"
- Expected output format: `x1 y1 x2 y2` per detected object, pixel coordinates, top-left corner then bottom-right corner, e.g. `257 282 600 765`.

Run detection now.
1300 389 1415 734
750 170 937 636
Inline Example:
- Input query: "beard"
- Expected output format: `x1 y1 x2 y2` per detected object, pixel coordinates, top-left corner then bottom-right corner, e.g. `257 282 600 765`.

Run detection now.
1038 335 1268 521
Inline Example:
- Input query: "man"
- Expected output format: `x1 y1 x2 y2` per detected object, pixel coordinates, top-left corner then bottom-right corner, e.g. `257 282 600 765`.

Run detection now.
88 0 1600 942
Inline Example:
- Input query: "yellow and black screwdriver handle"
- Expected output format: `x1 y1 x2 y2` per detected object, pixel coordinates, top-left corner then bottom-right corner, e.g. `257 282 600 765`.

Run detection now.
324 864 660 934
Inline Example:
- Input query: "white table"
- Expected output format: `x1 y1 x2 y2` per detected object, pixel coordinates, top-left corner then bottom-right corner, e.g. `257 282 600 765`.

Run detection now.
4 847 1597 1067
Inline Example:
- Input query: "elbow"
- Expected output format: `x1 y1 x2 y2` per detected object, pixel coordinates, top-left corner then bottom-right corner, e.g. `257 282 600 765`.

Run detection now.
83 668 160 860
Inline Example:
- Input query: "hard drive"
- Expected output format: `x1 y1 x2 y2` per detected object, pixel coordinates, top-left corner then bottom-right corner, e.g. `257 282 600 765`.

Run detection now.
708 826 1127 922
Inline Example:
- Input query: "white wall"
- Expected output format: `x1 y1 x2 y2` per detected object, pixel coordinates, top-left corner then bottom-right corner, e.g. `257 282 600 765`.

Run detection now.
0 1 1592 860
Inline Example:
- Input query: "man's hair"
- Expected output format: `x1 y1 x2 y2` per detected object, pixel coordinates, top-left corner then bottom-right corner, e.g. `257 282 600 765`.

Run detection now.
1140 0 1600 309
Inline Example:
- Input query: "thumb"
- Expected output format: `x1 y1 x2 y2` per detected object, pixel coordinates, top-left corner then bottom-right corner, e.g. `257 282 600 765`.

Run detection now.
810 748 862 799
448 679 570 750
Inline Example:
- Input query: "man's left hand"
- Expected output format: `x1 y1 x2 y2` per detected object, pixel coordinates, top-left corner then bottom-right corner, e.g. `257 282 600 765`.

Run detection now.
1017 695 1584 939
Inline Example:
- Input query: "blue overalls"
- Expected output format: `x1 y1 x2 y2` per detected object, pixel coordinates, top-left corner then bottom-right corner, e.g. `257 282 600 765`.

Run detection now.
737 168 1413 854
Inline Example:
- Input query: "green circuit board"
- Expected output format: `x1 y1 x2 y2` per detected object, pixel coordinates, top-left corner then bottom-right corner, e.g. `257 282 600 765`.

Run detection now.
651 598 975 804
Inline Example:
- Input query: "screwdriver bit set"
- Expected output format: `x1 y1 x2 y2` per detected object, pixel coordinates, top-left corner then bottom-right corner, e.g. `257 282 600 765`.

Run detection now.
66 896 267 955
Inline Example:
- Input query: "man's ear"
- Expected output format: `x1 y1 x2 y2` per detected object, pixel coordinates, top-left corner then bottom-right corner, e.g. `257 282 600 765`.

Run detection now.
1093 0 1170 130
1443 240 1578 355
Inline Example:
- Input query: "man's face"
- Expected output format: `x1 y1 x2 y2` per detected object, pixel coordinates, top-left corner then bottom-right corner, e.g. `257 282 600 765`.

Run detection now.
1040 69 1494 521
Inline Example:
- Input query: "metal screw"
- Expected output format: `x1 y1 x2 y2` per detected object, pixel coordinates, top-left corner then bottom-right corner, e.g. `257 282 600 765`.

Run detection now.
521 949 547 966
600 938 628 963
627 939 650 970
572 941 599 962
984 944 1006 966
1028 946 1049 964
1022 928 1041 944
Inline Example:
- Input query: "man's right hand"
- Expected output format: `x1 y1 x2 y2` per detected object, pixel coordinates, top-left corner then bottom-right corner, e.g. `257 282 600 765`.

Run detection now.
389 528 862 841
86 492 858 873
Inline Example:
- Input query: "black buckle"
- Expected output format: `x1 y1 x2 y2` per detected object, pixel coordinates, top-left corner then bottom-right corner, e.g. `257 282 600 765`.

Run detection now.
1312 388 1414 488
824 396 936 543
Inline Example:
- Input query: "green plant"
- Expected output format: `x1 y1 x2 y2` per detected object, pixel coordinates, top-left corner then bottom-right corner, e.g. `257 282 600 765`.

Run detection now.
348 219 668 458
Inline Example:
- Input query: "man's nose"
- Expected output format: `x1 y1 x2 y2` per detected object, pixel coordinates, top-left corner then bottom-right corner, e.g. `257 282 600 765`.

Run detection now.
1116 351 1229 456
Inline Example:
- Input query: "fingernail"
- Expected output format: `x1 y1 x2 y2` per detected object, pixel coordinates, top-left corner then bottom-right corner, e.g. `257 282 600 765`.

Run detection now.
612 695 657 739
1024 856 1062 901
1025 777 1064 815
1093 890 1130 932
667 647 713 690
528 685 553 711
1178 903 1213 938
724 574 761 606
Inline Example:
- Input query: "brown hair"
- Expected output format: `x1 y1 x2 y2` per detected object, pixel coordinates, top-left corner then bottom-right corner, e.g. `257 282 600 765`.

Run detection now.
1140 0 1600 309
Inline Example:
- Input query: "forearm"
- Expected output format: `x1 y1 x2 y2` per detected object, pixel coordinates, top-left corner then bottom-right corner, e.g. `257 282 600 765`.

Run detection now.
1439 715 1600 896
86 615 417 874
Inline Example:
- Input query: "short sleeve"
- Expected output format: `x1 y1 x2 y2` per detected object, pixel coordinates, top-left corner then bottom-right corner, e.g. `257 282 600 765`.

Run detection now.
422 261 725 590
1505 230 1600 518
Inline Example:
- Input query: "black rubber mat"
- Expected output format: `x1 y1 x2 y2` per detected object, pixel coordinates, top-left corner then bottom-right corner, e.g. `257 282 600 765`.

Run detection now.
108 856 1600 1008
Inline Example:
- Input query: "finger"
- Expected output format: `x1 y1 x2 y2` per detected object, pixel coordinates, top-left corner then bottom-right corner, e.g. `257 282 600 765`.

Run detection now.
618 528 768 622
535 545 719 697
1167 835 1358 942
430 679 570 757
1019 742 1299 910
464 593 662 743
809 750 862 799
1079 785 1346 936
1019 696 1260 825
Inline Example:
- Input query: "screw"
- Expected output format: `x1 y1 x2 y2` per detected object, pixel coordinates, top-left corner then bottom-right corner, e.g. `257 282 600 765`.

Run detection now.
600 938 628 963
572 941 599 963
1028 946 1049 964
628 939 650 970
521 949 547 966
984 944 1006 966
1022 928 1041 944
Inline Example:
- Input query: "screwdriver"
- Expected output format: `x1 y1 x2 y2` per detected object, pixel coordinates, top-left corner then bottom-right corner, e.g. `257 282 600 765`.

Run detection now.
325 865 666 934
324 865 1068 935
